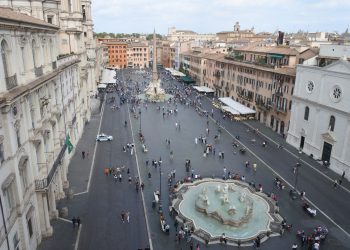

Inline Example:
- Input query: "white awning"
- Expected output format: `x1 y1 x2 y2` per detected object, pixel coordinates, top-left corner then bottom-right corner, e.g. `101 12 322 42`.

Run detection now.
100 69 116 84
97 83 107 89
221 106 240 115
165 68 186 77
193 86 215 93
218 97 256 115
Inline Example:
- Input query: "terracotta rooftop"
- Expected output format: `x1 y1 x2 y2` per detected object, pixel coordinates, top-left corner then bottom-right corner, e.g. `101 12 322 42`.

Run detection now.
234 46 299 56
0 7 58 29
183 51 296 76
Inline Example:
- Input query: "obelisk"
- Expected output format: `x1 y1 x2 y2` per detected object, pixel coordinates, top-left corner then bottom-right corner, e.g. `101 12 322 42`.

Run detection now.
144 29 165 102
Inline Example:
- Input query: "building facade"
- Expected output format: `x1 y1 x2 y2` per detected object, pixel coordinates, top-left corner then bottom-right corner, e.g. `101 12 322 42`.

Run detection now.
127 43 149 69
183 46 316 134
97 38 128 69
287 59 350 175
0 0 98 249
167 27 216 42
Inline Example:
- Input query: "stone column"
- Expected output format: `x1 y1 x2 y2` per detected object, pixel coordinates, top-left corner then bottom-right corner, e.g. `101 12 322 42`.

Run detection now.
41 193 53 237
48 186 58 219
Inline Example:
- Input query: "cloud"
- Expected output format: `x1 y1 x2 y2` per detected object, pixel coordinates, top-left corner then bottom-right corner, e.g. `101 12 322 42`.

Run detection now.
91 0 350 34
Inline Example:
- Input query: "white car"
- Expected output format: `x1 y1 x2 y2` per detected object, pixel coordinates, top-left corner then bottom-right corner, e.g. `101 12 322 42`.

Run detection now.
96 134 113 142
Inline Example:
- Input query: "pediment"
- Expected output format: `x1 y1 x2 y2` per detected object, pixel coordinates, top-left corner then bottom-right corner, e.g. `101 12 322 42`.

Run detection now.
323 59 350 74
321 132 336 143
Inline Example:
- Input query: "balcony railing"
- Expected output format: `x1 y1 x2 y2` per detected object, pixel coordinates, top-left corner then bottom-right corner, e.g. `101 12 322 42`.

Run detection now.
5 74 17 90
275 91 283 97
35 143 67 191
35 66 43 77
255 100 271 111
52 61 57 69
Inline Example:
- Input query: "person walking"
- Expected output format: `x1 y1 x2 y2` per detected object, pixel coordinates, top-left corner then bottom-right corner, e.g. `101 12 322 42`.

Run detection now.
121 211 125 223
82 151 85 159
253 163 257 172
195 137 198 145
72 217 77 228
126 211 130 223
77 217 81 227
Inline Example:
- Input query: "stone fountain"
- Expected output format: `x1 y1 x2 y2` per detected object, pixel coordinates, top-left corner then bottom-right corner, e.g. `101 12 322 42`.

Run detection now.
172 179 283 246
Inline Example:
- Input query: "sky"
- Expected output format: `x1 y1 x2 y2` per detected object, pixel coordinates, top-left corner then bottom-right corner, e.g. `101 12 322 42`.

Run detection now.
92 0 350 35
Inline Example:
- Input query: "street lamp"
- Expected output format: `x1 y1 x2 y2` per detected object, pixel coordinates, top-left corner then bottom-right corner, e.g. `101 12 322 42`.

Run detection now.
158 162 163 214
294 162 301 191
139 108 142 133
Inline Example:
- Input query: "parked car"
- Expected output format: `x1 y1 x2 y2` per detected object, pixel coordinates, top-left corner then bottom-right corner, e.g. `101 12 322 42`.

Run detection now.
96 134 113 142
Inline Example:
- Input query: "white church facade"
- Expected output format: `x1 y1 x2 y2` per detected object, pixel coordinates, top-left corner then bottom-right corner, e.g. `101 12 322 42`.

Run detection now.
287 59 350 177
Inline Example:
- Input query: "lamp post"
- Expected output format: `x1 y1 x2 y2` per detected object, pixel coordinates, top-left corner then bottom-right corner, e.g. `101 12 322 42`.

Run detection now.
294 162 301 191
139 108 142 133
159 163 163 214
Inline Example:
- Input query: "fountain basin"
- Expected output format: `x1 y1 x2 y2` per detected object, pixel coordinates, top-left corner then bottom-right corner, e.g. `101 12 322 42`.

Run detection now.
172 179 282 246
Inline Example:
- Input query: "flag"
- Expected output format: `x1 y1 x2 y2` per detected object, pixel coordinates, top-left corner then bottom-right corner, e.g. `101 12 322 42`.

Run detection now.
65 135 73 154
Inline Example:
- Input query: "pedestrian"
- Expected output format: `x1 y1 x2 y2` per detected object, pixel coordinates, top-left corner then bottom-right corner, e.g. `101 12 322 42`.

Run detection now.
253 163 257 172
104 168 109 176
341 170 345 180
148 172 151 179
113 173 118 183
221 151 224 159
292 242 298 249
146 160 149 166
300 191 306 200
196 243 200 250
119 173 122 182
72 217 76 228
141 182 145 191
127 168 130 174
195 137 198 144
121 211 125 223
82 151 85 159
128 176 132 184
126 211 130 223
333 179 338 189
77 217 81 227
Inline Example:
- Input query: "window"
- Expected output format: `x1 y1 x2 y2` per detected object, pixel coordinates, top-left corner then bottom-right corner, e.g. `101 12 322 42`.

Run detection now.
304 106 309 120
329 116 335 132
19 163 28 191
47 15 53 24
0 142 3 162
1 40 11 78
4 184 15 211
16 129 21 148
27 217 33 237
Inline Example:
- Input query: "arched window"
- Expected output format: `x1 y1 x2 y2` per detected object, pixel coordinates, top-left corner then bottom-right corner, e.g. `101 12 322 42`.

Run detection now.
304 106 309 121
329 116 335 132
1 40 10 78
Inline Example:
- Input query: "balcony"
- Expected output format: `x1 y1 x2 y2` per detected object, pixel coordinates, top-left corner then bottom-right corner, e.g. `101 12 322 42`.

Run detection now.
255 100 271 111
35 66 43 77
275 90 283 97
52 61 57 69
35 143 67 191
275 106 287 114
5 74 17 90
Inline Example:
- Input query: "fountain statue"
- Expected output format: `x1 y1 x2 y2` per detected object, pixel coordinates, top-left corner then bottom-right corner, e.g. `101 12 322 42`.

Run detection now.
239 192 246 203
221 194 229 204
199 187 210 206
227 205 236 215
216 185 222 193
223 184 229 193
228 184 236 192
